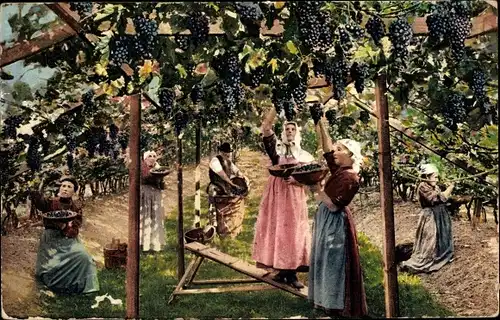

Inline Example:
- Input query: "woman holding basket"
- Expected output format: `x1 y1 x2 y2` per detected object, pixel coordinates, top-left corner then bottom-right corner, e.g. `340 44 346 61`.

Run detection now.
252 107 314 289
140 150 167 253
30 176 99 295
308 116 368 317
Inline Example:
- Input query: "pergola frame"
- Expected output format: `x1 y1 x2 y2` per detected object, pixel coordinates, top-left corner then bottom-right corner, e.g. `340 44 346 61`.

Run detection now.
0 2 497 319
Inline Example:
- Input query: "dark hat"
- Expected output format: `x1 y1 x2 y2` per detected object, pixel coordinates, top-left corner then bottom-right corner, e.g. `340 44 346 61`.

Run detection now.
60 176 79 192
218 142 233 153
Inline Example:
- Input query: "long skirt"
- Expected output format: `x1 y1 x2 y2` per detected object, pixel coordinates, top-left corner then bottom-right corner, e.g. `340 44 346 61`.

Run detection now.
140 184 166 252
35 229 99 295
401 204 454 273
252 172 311 271
308 202 368 317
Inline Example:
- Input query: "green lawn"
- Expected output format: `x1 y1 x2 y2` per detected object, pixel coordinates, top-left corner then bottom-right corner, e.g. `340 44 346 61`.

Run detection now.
39 187 452 318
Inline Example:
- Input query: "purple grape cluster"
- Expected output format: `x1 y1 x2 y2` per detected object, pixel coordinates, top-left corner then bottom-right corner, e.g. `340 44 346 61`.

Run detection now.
388 18 413 62
365 15 385 46
294 2 334 53
2 115 23 139
187 11 209 47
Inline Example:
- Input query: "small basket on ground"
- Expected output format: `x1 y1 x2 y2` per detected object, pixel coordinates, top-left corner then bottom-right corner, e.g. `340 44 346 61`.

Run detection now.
268 163 298 178
184 225 216 244
150 166 171 177
291 163 329 185
104 239 127 269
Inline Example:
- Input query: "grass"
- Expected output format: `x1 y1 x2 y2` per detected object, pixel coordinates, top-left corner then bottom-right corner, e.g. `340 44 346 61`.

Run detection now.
38 184 453 319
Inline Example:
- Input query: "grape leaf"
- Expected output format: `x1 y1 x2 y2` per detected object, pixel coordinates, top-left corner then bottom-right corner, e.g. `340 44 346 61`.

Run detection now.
274 2 285 9
98 21 112 32
268 58 279 74
285 40 298 55
175 64 187 79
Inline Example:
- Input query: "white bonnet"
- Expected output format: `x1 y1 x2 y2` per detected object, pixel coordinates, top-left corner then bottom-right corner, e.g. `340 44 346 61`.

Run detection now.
338 139 363 173
143 150 157 160
419 163 438 175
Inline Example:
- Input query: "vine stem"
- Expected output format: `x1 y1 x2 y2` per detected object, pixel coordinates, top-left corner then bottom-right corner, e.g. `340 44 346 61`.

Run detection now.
395 166 498 183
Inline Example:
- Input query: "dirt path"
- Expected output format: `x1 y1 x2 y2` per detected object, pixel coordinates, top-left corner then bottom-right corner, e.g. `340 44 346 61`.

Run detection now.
1 150 498 317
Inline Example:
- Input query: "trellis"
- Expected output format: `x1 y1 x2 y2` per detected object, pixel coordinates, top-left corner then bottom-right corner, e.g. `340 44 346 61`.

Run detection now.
0 2 498 319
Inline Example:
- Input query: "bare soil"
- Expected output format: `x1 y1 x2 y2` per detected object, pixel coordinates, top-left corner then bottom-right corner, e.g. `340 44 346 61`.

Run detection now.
1 150 498 317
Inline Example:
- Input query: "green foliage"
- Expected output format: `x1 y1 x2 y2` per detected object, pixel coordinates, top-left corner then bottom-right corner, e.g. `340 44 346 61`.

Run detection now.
2 1 498 220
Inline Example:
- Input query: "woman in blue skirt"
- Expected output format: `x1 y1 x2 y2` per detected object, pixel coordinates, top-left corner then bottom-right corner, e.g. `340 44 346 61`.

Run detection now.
30 176 99 295
308 116 368 317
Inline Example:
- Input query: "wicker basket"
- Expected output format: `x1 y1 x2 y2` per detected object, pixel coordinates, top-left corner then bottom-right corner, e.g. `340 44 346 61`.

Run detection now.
291 167 329 185
184 226 216 244
214 196 245 238
268 164 298 178
104 240 127 269
150 167 171 177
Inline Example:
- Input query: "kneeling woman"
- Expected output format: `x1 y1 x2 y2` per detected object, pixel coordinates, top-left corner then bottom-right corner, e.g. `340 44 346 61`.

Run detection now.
30 176 99 295
308 117 368 317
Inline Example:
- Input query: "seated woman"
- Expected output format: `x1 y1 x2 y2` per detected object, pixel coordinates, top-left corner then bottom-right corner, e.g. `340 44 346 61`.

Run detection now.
400 163 455 273
30 176 99 295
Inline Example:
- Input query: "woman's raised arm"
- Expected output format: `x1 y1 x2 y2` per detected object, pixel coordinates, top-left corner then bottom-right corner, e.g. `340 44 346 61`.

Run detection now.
316 116 334 153
261 107 276 138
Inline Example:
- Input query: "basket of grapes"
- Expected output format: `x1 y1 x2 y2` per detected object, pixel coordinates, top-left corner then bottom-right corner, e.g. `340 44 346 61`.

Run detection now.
268 163 299 178
150 166 171 177
291 163 329 185
41 210 79 220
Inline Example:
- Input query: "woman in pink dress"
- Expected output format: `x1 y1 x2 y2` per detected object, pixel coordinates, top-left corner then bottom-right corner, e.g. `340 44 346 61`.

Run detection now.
252 107 314 289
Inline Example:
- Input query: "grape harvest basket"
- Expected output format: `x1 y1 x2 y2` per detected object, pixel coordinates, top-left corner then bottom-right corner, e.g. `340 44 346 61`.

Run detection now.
104 239 127 269
213 195 246 238
291 163 329 185
184 226 216 244
268 163 298 178
150 166 171 177
41 210 78 220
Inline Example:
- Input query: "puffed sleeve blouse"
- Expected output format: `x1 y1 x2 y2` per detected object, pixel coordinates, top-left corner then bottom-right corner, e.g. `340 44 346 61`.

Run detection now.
322 151 360 208
417 182 447 208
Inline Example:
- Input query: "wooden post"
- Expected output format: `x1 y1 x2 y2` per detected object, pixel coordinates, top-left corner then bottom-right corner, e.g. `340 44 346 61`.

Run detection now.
177 133 185 281
375 74 399 318
194 118 202 228
472 198 484 230
126 94 141 319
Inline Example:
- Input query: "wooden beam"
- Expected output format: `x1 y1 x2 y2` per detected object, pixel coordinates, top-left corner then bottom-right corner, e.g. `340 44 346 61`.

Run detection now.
413 12 498 37
44 3 83 33
173 285 277 295
469 12 498 37
485 0 498 9
0 24 76 68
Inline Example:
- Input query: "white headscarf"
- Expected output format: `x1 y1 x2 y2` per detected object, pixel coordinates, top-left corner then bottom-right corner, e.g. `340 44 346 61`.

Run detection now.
143 150 157 160
276 122 315 163
143 150 160 168
338 139 363 173
419 163 438 175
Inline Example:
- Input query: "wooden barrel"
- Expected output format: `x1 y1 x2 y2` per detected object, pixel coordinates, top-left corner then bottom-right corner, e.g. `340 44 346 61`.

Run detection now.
104 241 127 269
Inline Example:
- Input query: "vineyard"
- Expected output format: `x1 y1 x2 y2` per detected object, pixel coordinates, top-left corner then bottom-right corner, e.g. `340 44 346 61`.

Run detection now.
0 1 498 318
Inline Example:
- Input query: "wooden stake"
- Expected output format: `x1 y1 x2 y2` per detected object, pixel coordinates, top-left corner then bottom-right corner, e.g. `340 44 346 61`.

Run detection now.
177 134 185 281
194 118 202 228
375 74 399 318
126 94 141 319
